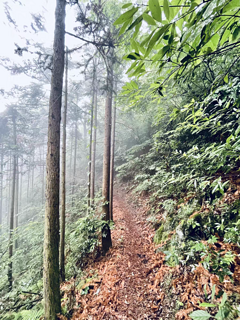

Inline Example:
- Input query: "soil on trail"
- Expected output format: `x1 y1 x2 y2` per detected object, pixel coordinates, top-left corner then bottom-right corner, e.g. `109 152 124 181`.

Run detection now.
70 187 165 320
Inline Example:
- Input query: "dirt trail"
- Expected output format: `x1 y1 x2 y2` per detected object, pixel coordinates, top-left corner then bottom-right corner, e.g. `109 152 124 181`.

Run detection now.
71 187 165 319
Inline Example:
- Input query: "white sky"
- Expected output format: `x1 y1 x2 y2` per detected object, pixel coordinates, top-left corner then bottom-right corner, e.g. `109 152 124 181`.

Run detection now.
0 0 81 112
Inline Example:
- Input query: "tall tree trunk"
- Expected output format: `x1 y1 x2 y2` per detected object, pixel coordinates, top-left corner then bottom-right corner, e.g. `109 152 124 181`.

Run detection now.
15 156 19 249
40 147 44 205
109 90 117 221
31 151 34 192
69 127 73 197
90 76 98 202
8 152 12 219
72 119 77 206
88 66 96 207
83 115 87 150
19 158 23 215
42 145 45 207
27 157 30 200
102 56 113 253
43 0 66 319
60 47 68 283
0 144 3 228
8 110 17 291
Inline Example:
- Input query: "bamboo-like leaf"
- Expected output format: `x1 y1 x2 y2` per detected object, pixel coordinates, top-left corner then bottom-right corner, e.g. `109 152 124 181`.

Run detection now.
149 0 162 22
122 3 132 9
119 17 133 35
163 0 170 20
143 12 156 25
114 7 139 25
127 15 143 31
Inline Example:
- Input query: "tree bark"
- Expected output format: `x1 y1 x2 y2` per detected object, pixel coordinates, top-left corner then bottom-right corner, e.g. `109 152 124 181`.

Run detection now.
8 110 17 291
90 74 98 202
15 156 19 249
60 47 68 283
8 152 12 218
109 90 117 221
88 66 96 207
31 152 34 192
27 156 30 200
43 0 66 319
72 118 78 206
83 115 87 150
102 56 113 253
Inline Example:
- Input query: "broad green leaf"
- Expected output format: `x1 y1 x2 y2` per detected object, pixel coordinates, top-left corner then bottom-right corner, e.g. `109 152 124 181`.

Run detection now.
114 7 138 25
149 0 162 22
143 13 156 25
189 310 211 320
163 0 170 20
122 3 132 9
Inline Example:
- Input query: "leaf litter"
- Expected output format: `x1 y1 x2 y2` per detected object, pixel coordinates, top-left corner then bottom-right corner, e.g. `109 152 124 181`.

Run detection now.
60 186 240 320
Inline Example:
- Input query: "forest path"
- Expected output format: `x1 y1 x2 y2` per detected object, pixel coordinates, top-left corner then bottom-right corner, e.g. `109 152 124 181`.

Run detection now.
71 187 164 320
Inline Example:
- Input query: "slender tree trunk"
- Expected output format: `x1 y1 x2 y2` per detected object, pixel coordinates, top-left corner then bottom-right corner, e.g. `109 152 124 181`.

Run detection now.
8 152 11 219
72 119 77 206
42 145 45 206
40 148 43 205
0 144 3 228
102 56 113 253
19 158 23 215
90 77 98 202
69 127 73 197
15 156 19 249
43 0 66 318
60 48 68 283
88 66 96 207
109 91 117 221
8 110 17 291
31 152 34 192
27 157 30 200
83 115 87 150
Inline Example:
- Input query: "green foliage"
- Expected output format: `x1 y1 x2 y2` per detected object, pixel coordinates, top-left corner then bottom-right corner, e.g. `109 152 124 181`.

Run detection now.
2 304 43 320
65 211 108 278
189 290 239 320
188 237 235 282
116 0 240 87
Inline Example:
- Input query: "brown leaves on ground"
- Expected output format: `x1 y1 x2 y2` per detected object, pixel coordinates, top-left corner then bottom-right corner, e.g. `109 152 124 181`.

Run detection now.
60 185 240 320
61 187 170 319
